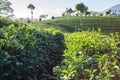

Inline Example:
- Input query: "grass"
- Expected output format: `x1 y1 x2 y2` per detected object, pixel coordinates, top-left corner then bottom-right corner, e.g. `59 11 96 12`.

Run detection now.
33 16 120 33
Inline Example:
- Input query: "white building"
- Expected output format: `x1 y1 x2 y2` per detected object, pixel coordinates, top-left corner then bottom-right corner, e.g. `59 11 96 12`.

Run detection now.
104 4 120 16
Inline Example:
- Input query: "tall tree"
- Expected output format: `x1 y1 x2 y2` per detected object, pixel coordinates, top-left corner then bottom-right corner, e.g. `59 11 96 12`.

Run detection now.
27 4 35 22
0 0 14 15
75 2 88 15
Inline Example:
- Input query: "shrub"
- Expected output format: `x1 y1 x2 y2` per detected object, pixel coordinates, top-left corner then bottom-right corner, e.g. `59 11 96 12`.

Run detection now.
0 17 25 27
54 30 120 80
51 16 55 19
0 24 65 80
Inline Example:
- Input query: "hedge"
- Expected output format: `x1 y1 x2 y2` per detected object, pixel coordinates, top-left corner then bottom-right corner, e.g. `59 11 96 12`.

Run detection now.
0 24 65 80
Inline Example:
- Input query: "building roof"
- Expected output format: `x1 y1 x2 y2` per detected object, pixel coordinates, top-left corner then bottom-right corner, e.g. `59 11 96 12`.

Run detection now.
109 4 120 9
103 4 120 12
67 8 74 13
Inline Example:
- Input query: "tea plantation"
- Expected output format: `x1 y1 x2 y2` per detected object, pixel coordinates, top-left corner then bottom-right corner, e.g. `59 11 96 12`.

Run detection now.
54 30 120 80
33 16 120 33
0 17 120 80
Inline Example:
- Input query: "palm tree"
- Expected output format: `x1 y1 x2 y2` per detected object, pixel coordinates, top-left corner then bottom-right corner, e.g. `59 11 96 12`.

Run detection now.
27 4 35 22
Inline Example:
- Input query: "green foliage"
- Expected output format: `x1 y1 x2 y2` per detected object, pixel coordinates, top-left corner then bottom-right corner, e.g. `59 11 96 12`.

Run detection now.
106 10 111 15
33 16 120 33
75 2 88 13
54 30 120 80
51 16 55 19
27 4 35 10
0 0 13 15
0 24 65 80
85 11 90 16
0 17 25 27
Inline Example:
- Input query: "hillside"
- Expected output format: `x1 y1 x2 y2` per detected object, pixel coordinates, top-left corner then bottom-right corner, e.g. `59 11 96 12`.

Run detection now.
33 16 120 33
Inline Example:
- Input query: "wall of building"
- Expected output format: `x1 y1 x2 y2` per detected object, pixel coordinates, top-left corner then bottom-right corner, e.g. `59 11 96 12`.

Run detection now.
110 5 120 16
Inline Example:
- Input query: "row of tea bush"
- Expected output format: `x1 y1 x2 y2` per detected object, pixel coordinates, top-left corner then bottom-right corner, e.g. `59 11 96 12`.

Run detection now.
54 29 120 80
0 24 65 80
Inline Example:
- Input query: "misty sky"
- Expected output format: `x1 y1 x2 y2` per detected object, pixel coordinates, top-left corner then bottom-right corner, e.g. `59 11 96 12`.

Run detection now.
9 0 120 19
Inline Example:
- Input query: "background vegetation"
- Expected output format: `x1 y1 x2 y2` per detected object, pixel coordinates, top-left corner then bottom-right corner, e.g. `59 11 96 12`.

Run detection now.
33 16 120 33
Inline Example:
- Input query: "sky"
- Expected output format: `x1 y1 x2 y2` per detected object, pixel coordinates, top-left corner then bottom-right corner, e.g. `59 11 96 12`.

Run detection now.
9 0 120 19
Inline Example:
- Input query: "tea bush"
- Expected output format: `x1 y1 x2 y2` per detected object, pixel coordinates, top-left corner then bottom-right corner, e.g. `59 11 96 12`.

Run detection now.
0 17 24 27
33 16 120 33
0 24 65 80
54 30 120 80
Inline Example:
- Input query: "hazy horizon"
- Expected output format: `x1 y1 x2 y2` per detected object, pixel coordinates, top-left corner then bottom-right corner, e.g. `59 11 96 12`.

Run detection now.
9 0 120 19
